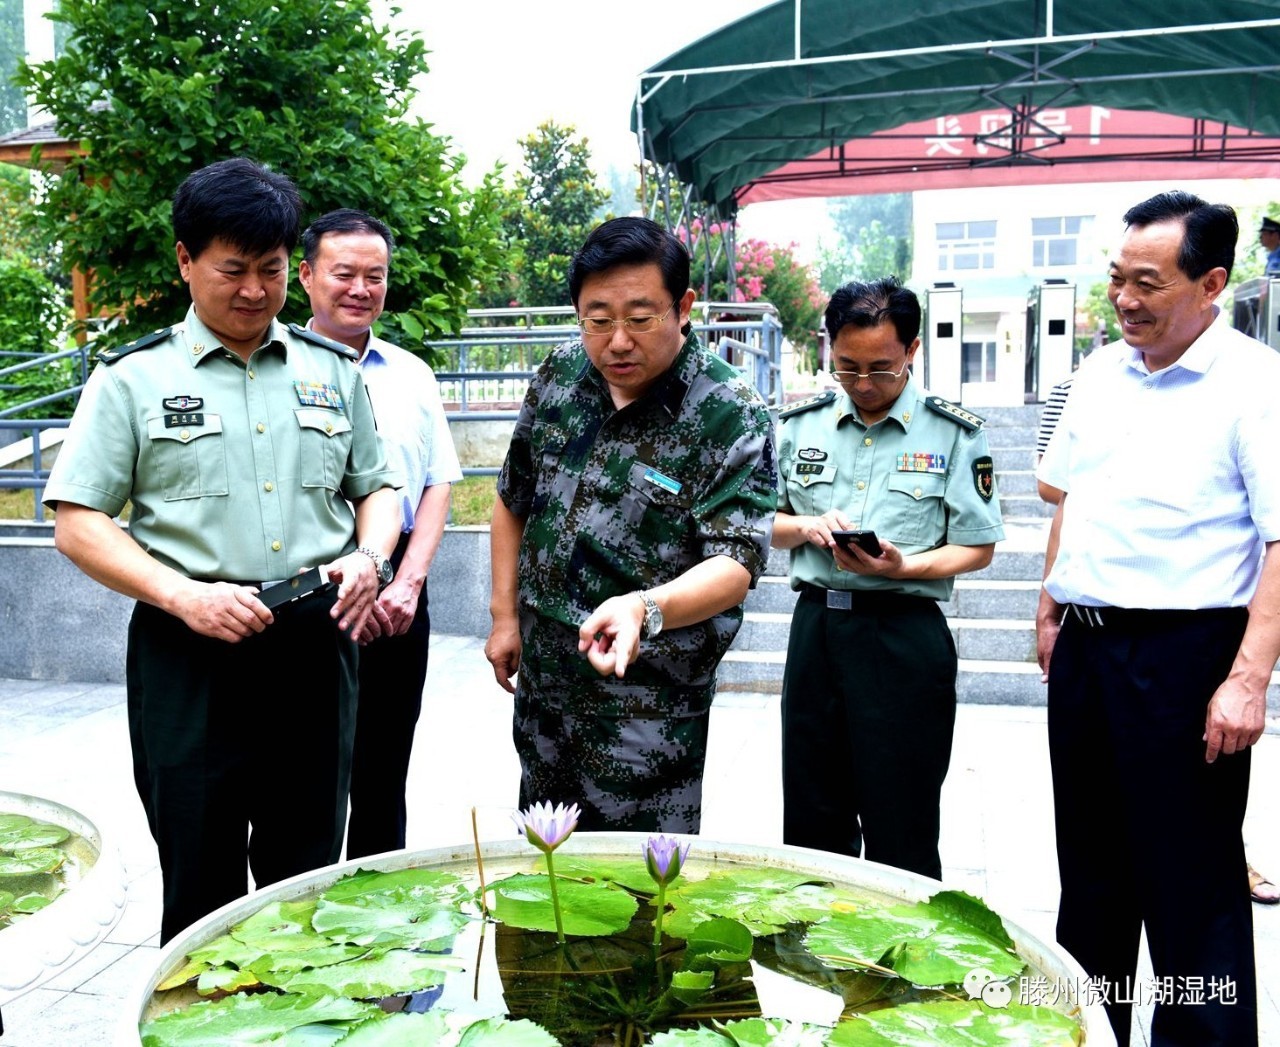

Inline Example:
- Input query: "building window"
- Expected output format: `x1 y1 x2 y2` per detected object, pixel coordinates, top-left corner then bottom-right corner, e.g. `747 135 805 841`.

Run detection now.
937 220 996 271
1032 216 1090 267
962 341 997 383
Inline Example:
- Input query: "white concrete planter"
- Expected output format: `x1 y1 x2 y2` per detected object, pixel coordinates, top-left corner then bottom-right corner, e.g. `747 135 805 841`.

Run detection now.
120 834 1115 1045
0 790 127 1005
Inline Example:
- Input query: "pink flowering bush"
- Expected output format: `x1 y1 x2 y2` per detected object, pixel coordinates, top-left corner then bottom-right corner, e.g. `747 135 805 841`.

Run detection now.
681 221 825 370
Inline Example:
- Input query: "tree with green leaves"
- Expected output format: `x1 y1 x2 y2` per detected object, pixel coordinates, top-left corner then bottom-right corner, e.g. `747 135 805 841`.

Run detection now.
509 121 611 308
17 0 505 349
819 193 914 287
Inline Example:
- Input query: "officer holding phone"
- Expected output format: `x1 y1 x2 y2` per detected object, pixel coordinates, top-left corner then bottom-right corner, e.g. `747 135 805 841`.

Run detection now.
772 277 1004 879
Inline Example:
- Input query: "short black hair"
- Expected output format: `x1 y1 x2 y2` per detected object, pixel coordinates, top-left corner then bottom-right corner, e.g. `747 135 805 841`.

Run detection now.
824 276 921 348
172 158 302 261
1122 190 1238 282
301 209 395 267
569 217 691 331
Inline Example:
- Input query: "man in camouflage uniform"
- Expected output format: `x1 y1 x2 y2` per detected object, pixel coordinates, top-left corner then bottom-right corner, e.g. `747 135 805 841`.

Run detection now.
485 216 776 833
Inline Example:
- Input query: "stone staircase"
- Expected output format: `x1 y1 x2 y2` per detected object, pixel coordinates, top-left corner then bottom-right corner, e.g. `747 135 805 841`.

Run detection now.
719 404 1280 710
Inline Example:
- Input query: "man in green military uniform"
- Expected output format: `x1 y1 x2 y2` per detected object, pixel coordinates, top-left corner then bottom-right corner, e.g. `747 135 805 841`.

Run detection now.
43 158 401 943
773 277 1003 879
485 216 776 833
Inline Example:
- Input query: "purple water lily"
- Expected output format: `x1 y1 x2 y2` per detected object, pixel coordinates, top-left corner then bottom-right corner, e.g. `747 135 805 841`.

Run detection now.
514 800 581 942
643 834 690 887
512 801 581 854
644 834 691 946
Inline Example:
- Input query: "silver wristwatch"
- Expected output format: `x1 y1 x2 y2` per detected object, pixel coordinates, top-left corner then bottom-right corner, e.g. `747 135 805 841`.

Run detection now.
357 546 394 590
636 590 664 639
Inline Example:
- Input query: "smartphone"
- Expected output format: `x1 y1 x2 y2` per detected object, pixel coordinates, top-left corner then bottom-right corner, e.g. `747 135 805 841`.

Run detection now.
831 529 883 557
257 566 334 610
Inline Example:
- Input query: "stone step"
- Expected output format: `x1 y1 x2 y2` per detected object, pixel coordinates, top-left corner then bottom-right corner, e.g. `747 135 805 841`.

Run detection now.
998 493 1057 519
718 654 1280 713
973 404 1045 426
982 426 1039 450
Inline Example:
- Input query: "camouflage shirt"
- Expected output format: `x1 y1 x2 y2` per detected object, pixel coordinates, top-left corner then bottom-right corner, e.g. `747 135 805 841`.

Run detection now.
498 332 776 688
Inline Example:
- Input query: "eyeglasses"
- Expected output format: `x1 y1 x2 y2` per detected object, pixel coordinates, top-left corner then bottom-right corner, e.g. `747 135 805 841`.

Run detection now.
577 302 675 336
829 361 911 386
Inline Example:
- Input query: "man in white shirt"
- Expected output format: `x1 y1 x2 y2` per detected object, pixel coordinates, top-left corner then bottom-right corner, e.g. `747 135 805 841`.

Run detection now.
301 209 462 857
1036 191 1280 1047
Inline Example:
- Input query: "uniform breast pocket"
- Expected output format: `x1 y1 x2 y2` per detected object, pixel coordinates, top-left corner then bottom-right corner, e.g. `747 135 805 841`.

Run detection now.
787 462 837 516
145 415 230 501
615 461 696 570
295 408 353 491
882 472 946 543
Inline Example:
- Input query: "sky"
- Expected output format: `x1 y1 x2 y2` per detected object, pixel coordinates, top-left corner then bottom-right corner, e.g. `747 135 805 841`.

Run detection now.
379 1 831 255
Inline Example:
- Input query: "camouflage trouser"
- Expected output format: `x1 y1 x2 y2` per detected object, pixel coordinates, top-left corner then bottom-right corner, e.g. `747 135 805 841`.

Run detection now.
513 618 714 833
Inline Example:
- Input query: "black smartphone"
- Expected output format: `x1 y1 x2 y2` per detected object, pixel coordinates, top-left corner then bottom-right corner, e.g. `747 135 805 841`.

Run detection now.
257 566 334 610
831 529 883 557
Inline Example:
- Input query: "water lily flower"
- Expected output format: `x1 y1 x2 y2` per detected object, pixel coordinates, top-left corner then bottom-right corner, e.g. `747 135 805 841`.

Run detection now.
513 800 581 942
643 834 690 887
644 834 691 946
512 801 580 854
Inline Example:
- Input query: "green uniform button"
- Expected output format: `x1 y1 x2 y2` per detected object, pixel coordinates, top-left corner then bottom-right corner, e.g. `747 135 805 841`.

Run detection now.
248 369 256 379
264 481 274 492
256 423 265 434
857 481 866 490
271 540 282 552
864 437 872 446
179 429 190 441
914 487 923 497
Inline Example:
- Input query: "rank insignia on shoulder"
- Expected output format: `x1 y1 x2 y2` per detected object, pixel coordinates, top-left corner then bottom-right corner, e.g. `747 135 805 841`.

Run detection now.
925 395 985 432
288 322 358 360
779 389 836 420
96 326 174 365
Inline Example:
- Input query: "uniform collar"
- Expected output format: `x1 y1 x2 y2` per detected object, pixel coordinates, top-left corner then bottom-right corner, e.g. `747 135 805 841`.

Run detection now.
1123 305 1223 378
306 317 379 365
577 330 700 417
183 306 286 368
835 374 921 431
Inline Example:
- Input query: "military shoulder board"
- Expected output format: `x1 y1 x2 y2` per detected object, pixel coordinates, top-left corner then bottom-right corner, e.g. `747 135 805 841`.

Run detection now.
778 389 836 420
97 326 174 366
924 395 985 432
288 322 359 361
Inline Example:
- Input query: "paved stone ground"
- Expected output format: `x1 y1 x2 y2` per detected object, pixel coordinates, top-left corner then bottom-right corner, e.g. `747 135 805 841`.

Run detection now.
2 634 1278 1045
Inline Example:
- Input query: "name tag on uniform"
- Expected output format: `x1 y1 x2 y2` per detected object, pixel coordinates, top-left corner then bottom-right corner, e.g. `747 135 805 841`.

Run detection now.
897 452 947 473
795 462 825 476
643 467 683 495
294 380 344 410
164 412 204 428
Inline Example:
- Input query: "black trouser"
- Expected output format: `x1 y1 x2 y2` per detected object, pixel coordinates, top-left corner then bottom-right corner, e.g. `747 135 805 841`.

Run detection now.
126 593 357 944
1049 607 1256 1047
346 531 430 859
781 587 956 879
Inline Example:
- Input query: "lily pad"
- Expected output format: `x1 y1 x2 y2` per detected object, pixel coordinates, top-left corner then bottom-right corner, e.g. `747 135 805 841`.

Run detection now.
334 1010 559 1045
0 814 32 833
804 891 1024 987
138 991 381 1045
0 821 70 852
651 1017 830 1045
268 947 463 998
665 868 836 938
0 847 65 876
0 889 13 916
826 999 1082 1045
313 869 472 951
13 893 53 914
488 872 639 936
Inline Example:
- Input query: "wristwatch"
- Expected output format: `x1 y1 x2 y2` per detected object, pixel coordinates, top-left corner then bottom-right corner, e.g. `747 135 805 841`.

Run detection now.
356 546 394 590
635 590 664 639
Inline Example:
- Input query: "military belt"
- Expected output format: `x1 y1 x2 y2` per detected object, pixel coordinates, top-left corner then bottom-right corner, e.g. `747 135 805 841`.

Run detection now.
798 584 931 613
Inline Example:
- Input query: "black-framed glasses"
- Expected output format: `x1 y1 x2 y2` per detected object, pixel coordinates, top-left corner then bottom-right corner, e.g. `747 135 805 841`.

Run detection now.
829 361 910 386
577 302 675 336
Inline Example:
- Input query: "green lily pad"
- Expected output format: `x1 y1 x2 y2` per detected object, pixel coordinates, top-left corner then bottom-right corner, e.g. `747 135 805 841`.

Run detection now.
138 991 381 1045
651 1018 830 1045
0 814 32 833
268 947 463 998
195 965 261 996
553 853 671 895
0 821 69 852
826 999 1082 1045
0 889 13 916
312 868 472 951
13 893 53 914
0 848 65 876
804 891 1024 987
683 917 755 970
664 868 836 938
488 872 639 936
334 1010 560 1045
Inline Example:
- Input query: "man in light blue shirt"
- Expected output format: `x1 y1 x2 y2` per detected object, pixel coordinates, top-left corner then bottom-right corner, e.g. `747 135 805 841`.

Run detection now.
301 209 462 857
1260 217 1280 276
1037 191 1280 1047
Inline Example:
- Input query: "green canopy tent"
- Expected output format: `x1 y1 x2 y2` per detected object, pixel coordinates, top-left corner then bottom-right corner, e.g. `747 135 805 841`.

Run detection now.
633 0 1280 287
